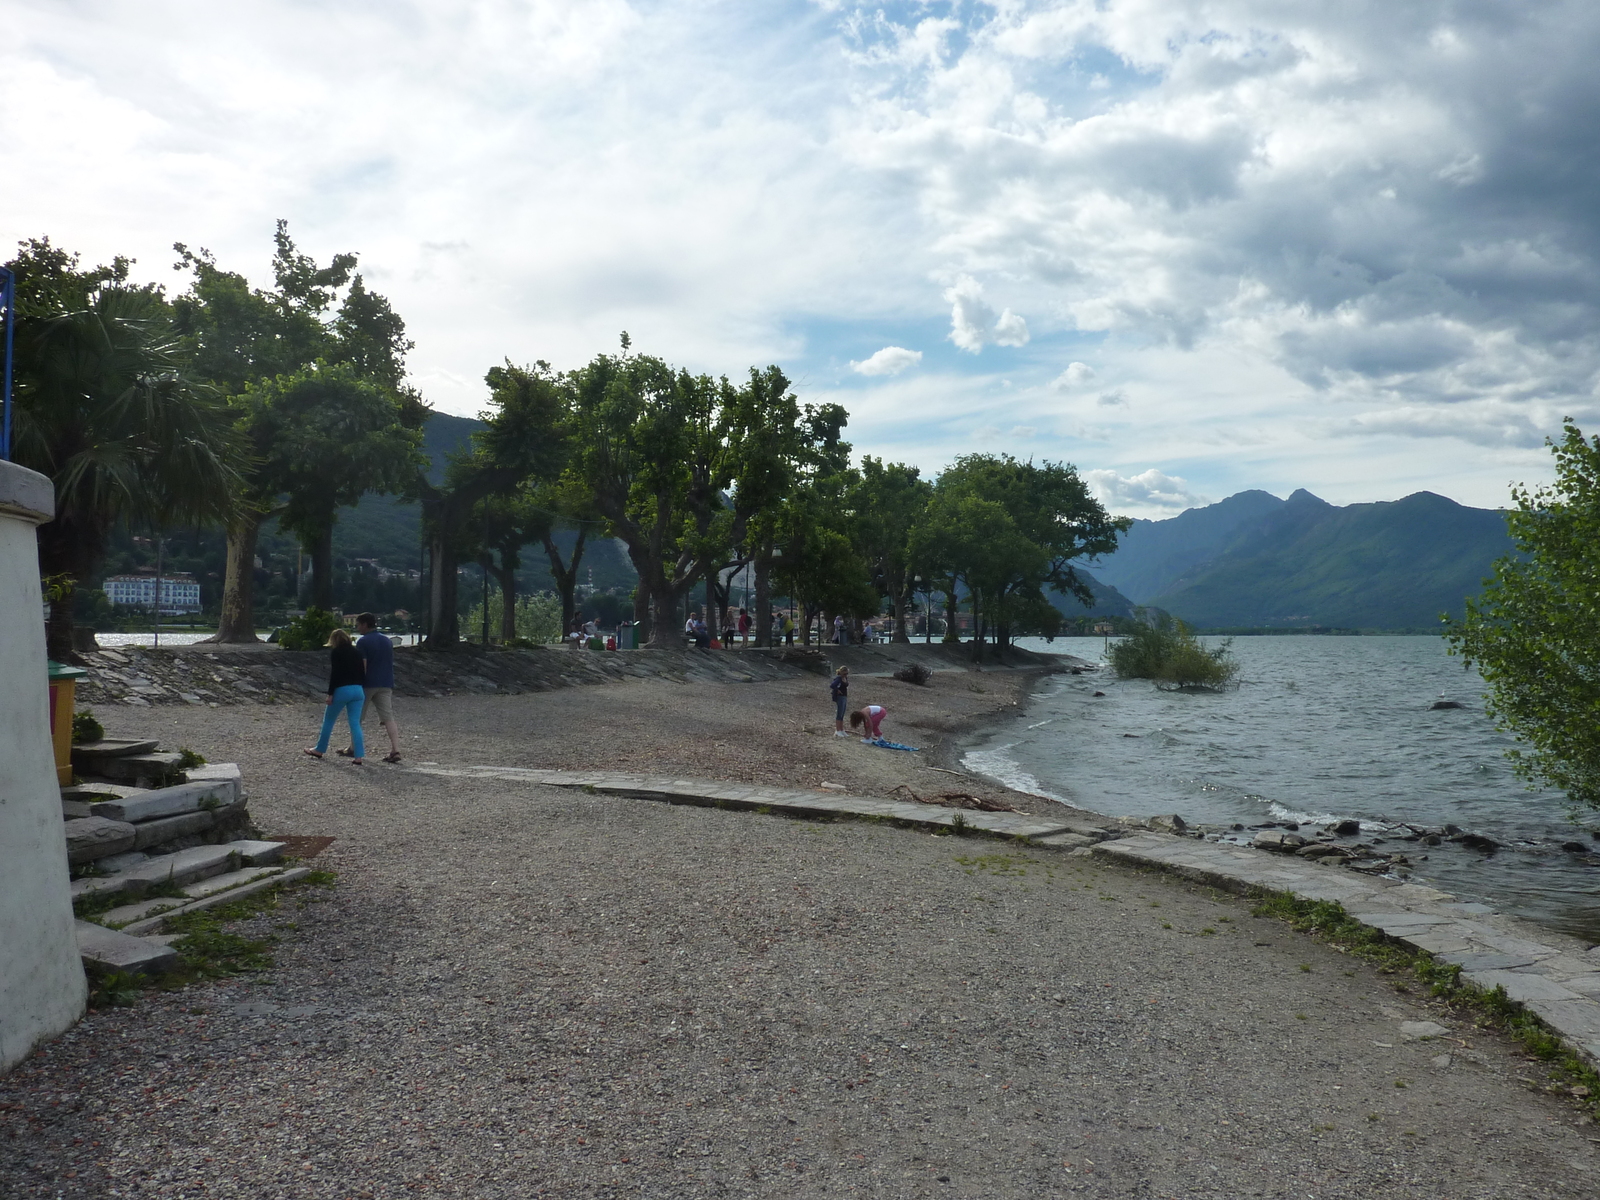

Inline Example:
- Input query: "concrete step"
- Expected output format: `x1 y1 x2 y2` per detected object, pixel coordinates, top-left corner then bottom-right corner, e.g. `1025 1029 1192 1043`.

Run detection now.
96 865 290 928
92 778 237 823
75 920 178 976
70 739 159 772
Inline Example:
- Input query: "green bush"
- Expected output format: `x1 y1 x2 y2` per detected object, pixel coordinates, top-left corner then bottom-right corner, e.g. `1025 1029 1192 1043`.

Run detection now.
1109 616 1238 691
277 607 342 652
72 709 104 744
465 592 563 646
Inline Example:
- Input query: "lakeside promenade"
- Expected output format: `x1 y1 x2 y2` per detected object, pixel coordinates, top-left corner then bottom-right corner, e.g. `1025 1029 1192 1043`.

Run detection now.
5 657 1599 1197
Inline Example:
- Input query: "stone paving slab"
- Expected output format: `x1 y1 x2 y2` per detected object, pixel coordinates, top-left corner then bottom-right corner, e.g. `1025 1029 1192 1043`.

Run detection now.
1091 831 1600 1071
71 844 239 901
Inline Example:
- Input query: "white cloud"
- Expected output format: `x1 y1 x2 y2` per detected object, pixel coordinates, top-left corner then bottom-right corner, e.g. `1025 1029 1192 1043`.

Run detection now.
1085 468 1209 513
944 275 1030 353
6 0 1600 511
851 345 922 376
1054 361 1096 389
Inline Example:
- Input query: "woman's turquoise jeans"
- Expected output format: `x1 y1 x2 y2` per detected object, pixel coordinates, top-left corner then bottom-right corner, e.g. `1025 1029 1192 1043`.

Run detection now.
316 684 366 758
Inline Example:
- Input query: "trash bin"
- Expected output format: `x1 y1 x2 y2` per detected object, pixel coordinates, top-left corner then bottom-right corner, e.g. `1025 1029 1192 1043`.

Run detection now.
47 661 87 786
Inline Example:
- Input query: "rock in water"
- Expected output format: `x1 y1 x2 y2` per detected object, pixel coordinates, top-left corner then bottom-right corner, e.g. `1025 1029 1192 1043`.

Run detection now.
1147 814 1187 834
1332 818 1361 836
1430 700 1466 710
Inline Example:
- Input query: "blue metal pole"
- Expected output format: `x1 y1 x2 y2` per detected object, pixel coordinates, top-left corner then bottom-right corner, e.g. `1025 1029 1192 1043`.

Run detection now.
0 266 14 461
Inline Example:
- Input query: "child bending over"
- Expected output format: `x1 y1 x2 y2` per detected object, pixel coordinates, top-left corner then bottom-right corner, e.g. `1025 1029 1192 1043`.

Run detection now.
849 704 887 741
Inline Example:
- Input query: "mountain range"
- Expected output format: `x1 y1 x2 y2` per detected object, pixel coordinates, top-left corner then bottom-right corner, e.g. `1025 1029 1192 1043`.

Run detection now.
1082 488 1514 631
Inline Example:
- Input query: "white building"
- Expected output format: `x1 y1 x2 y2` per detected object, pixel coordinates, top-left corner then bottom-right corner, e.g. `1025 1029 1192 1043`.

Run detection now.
103 573 202 614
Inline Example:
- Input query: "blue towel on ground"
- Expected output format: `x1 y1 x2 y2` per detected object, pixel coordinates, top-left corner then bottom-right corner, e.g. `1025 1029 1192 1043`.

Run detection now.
865 737 920 752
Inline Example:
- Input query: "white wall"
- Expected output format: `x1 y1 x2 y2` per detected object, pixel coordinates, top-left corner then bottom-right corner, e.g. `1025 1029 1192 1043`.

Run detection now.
0 459 85 1074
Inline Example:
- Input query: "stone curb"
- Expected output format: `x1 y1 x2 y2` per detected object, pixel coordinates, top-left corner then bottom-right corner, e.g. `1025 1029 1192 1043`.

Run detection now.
1089 832 1600 1071
406 764 1122 844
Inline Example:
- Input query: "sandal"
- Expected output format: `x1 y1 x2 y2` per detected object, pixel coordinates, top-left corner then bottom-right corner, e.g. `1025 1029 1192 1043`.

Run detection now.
302 749 324 759
383 752 403 764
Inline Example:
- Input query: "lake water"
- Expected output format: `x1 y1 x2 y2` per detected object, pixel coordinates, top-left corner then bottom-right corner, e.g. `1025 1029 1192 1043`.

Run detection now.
965 636 1600 940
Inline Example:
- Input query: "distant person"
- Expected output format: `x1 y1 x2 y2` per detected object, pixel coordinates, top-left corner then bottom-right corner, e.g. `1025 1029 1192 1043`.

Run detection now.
782 613 795 646
339 612 402 764
738 607 751 646
721 611 735 648
832 614 845 645
685 611 698 645
305 628 365 765
692 615 711 649
850 704 888 741
830 666 850 736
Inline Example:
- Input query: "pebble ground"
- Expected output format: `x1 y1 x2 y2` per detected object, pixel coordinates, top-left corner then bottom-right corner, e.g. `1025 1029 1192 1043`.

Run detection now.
4 676 1599 1198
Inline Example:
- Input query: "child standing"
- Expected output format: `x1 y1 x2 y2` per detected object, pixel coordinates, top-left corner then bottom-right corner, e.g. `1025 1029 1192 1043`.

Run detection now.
850 704 888 741
830 666 849 736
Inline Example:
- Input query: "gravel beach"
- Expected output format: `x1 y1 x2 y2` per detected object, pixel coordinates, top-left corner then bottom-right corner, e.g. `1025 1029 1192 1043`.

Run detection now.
4 662 1598 1198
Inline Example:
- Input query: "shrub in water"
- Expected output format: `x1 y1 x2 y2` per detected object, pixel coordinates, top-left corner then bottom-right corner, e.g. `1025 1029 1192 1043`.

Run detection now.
1109 615 1238 691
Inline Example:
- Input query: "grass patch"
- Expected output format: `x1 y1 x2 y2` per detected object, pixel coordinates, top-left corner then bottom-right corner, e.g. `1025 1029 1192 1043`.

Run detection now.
954 853 1034 878
1250 888 1600 1114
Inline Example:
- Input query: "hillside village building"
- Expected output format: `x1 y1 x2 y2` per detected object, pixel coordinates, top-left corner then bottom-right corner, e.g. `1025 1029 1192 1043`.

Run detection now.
102 573 202 614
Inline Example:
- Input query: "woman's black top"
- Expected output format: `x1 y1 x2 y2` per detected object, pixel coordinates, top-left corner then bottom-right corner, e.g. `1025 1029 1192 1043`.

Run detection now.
328 644 365 693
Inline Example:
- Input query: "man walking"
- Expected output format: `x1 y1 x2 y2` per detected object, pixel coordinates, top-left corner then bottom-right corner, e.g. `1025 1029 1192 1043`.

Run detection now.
341 612 402 764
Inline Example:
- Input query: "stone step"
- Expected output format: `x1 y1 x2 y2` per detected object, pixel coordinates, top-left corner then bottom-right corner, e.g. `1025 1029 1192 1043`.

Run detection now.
119 867 314 935
92 778 237 823
182 865 287 900
223 840 285 867
130 809 219 850
75 920 178 976
96 865 290 927
65 816 137 865
183 762 242 804
94 752 187 787
61 782 148 804
70 739 160 771
72 844 239 901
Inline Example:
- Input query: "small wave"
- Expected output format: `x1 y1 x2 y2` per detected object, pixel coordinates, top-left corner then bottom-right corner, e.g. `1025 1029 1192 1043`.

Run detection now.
961 745 1074 805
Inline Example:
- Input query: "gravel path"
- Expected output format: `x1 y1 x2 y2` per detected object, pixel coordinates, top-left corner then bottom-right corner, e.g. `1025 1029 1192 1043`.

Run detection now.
4 678 1599 1197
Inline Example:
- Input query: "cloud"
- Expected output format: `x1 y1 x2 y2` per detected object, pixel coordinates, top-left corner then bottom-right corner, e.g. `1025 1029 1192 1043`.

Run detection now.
1053 361 1096 388
944 275 1030 353
851 345 922 376
1096 389 1128 407
1085 468 1209 512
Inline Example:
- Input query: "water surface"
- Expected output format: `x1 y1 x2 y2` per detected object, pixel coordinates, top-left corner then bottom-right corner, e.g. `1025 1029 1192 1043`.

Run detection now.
965 636 1600 939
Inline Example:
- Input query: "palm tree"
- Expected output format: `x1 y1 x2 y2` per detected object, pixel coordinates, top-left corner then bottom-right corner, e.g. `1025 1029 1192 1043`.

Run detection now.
8 240 239 660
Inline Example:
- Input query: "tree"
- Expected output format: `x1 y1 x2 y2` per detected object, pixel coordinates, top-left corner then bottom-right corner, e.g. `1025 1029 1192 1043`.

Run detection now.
566 342 719 646
419 361 568 649
917 455 1127 650
174 223 421 641
6 238 239 660
259 364 423 609
849 458 932 643
1445 421 1600 811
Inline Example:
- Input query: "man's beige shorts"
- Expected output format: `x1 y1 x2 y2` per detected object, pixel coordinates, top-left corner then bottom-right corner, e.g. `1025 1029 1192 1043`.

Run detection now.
363 686 395 724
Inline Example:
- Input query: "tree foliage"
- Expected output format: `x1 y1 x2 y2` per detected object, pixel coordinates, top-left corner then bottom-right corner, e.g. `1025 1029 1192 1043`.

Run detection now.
1445 421 1600 811
6 237 240 659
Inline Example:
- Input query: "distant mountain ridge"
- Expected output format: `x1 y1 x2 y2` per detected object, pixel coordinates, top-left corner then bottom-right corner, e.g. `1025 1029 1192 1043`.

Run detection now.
1087 488 1513 630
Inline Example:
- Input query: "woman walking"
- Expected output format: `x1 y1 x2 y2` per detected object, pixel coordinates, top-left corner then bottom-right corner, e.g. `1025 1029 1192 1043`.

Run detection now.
830 666 850 736
304 628 366 764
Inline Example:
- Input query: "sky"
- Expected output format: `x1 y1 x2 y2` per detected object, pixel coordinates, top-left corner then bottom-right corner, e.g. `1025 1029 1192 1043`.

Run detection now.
6 0 1600 517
